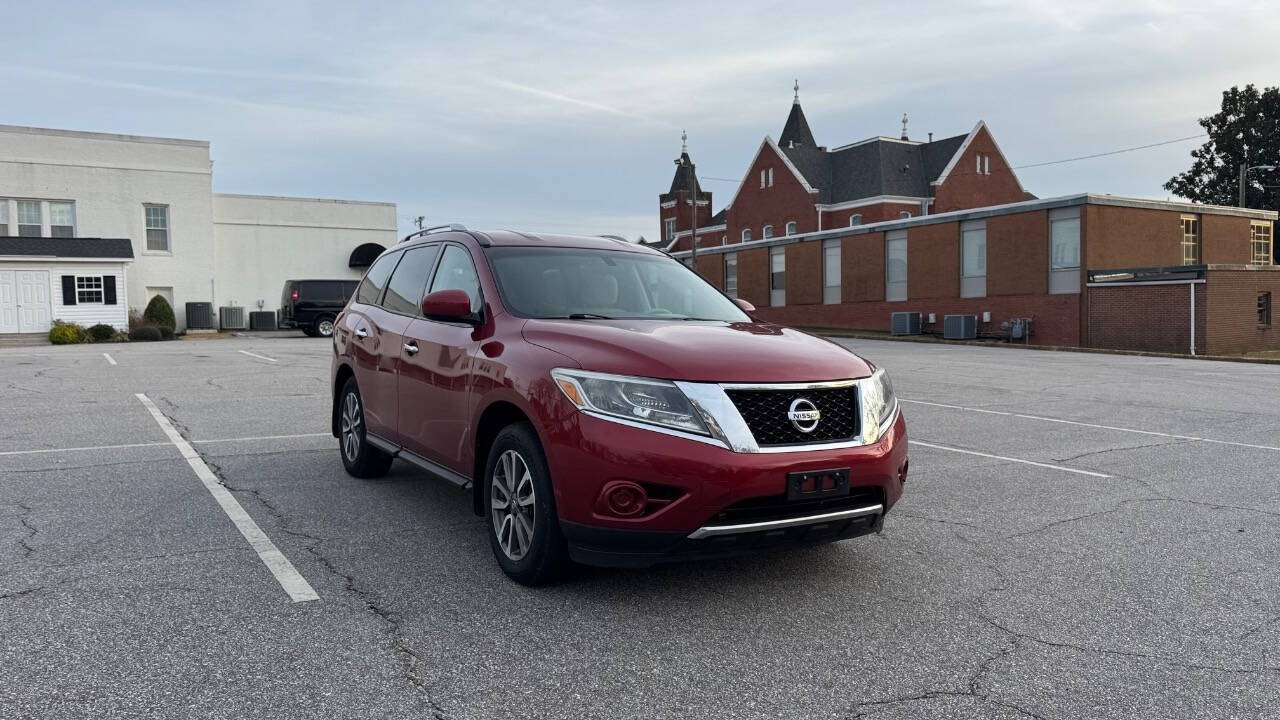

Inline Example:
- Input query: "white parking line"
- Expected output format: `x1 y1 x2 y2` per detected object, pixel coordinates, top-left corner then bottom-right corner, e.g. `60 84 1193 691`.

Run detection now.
901 398 1280 453
237 350 277 363
908 440 1112 478
102 352 117 366
0 432 331 457
135 393 319 603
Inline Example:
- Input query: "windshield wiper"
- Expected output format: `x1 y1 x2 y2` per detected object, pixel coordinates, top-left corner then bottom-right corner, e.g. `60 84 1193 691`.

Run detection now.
565 313 614 319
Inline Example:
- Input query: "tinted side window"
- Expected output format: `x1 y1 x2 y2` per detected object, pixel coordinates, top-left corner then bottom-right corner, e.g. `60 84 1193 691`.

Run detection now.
381 245 441 315
307 281 343 302
355 252 400 305
429 245 482 314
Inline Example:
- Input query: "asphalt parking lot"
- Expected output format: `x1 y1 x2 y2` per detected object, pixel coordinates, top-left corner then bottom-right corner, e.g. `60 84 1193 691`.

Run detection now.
2 335 1278 720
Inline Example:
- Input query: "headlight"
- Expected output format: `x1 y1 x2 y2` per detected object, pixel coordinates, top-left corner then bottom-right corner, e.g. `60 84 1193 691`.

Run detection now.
551 369 709 436
860 368 897 443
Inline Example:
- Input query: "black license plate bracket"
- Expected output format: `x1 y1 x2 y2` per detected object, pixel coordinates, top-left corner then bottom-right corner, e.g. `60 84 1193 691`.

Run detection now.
786 467 850 501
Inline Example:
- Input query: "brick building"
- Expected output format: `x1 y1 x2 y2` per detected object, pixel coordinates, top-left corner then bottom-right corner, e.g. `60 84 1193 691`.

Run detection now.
658 83 1028 254
673 193 1278 356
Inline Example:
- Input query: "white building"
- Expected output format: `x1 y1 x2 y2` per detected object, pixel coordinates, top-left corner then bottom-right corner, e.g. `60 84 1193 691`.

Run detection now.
0 124 397 334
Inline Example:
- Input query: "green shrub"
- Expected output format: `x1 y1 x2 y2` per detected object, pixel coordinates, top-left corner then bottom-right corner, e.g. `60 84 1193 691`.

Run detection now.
128 326 162 342
158 325 175 340
49 321 86 345
87 324 117 342
143 295 176 331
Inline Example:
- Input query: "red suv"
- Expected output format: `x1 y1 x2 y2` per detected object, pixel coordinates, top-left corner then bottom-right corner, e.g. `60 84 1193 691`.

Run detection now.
331 226 907 584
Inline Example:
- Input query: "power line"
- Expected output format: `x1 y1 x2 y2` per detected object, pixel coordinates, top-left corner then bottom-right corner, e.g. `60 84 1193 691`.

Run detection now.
691 133 1209 186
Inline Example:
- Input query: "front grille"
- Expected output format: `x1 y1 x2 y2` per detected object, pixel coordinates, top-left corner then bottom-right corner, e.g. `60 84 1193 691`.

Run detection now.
724 385 860 447
710 486 884 526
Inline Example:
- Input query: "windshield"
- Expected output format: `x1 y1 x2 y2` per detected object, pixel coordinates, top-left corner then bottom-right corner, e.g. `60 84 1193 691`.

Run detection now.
486 246 750 322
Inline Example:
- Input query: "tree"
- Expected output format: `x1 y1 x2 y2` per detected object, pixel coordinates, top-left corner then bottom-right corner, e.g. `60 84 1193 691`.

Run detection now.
1164 84 1280 210
143 294 176 331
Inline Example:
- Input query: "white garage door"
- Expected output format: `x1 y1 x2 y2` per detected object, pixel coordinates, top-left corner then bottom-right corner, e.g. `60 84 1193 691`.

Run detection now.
0 270 52 334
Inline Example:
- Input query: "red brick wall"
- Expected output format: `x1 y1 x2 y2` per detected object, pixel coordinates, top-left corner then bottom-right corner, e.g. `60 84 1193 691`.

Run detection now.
736 247 770 309
755 293 1081 346
932 125 1027 213
906 222 960 299
694 251 724 289
987 210 1049 296
726 143 819 244
1202 215 1256 265
843 232 885 302
1086 283 1205 353
1203 268 1280 354
659 189 714 248
1085 205 1185 269
821 202 923 229
785 241 823 305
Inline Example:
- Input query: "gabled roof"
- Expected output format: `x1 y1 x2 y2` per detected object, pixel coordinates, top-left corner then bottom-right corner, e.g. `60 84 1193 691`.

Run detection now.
781 131 968 204
0 237 135 259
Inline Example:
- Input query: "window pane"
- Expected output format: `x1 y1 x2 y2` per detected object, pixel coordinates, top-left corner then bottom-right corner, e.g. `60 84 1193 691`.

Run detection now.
355 251 400 305
886 236 907 283
770 250 784 273
145 206 168 230
429 245 482 314
823 244 840 287
1050 218 1080 269
0 202 7 223
724 254 738 295
762 225 773 239
17 201 40 225
49 202 74 226
850 214 861 227
146 228 169 251
51 226 74 238
962 228 986 277
382 245 440 314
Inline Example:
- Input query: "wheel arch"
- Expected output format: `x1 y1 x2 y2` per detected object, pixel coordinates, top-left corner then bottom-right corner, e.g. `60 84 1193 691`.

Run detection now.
471 400 537 516
332 362 356 437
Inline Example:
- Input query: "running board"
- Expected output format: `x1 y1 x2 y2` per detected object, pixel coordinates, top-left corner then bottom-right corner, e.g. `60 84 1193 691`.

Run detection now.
365 433 471 488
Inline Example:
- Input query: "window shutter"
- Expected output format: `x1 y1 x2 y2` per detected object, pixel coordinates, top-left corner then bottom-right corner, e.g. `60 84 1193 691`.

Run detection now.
62 275 77 305
103 275 117 305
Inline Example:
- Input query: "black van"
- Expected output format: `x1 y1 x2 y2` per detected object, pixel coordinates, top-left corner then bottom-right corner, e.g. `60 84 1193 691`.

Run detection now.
279 279 359 337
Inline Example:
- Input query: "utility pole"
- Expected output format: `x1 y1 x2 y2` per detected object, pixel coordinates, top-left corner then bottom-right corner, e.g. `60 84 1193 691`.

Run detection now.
677 129 699 271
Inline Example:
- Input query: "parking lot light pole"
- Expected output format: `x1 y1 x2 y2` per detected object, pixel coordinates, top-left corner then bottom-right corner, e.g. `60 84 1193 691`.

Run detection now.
1239 163 1276 207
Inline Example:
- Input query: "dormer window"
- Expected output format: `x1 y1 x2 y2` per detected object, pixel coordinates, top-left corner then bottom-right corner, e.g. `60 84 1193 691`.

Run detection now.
762 225 774 239
785 221 797 236
742 229 752 243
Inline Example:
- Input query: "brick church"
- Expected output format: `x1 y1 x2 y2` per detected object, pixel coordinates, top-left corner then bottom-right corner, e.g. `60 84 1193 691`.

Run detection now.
657 83 1032 252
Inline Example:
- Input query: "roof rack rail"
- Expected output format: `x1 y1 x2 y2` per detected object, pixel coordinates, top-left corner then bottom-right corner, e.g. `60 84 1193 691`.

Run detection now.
401 223 468 243
598 234 629 244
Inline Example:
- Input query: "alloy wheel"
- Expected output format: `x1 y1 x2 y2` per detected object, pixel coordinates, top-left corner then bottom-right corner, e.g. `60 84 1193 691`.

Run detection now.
318 319 335 337
340 392 361 461
491 449 537 561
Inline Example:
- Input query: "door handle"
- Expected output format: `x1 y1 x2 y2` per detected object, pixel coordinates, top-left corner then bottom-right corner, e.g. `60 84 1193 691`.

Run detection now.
355 327 368 338
403 342 419 354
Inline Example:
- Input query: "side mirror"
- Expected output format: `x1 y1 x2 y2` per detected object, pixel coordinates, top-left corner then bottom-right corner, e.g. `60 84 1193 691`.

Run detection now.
733 298 756 313
422 289 477 324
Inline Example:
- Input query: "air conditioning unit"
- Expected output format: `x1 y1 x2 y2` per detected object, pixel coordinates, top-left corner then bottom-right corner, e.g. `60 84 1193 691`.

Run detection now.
218 306 247 331
890 312 922 335
249 311 277 331
943 314 978 340
185 302 215 330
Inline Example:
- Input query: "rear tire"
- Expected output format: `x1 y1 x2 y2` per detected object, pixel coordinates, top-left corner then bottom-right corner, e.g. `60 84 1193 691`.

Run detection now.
483 423 571 586
302 327 318 337
338 378 393 479
314 315 336 338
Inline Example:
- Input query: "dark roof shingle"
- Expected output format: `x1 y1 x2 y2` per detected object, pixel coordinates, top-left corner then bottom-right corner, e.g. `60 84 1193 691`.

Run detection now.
0 237 134 259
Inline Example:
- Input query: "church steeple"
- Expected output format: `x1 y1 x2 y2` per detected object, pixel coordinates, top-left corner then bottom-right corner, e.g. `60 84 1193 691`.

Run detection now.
780 80 816 148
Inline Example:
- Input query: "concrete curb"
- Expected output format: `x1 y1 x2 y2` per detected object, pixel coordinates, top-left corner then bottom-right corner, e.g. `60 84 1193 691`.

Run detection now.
808 328 1280 366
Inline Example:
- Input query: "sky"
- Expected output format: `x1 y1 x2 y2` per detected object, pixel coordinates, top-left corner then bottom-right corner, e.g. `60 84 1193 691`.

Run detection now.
3 0 1277 242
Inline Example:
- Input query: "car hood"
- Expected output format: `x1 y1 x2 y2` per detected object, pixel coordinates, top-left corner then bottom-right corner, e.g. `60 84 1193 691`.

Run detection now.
521 319 873 383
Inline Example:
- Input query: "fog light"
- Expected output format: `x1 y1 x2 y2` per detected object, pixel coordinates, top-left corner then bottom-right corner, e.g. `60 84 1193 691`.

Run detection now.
595 480 648 518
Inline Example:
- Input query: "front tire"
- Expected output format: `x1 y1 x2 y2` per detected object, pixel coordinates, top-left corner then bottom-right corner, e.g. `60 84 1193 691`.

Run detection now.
483 423 570 585
338 378 393 478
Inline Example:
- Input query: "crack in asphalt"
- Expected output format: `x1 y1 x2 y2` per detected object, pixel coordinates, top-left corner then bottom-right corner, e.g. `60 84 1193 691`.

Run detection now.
154 400 453 718
0 586 43 601
1051 438 1195 464
977 613 1280 676
15 502 36 558
305 546 454 720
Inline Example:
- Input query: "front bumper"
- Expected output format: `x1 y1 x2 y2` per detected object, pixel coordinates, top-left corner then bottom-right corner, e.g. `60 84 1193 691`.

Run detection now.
542 406 908 568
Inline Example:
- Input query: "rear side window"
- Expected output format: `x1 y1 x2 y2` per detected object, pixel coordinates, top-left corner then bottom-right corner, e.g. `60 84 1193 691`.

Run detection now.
355 252 400 305
429 245 482 314
381 245 441 315
306 281 344 302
